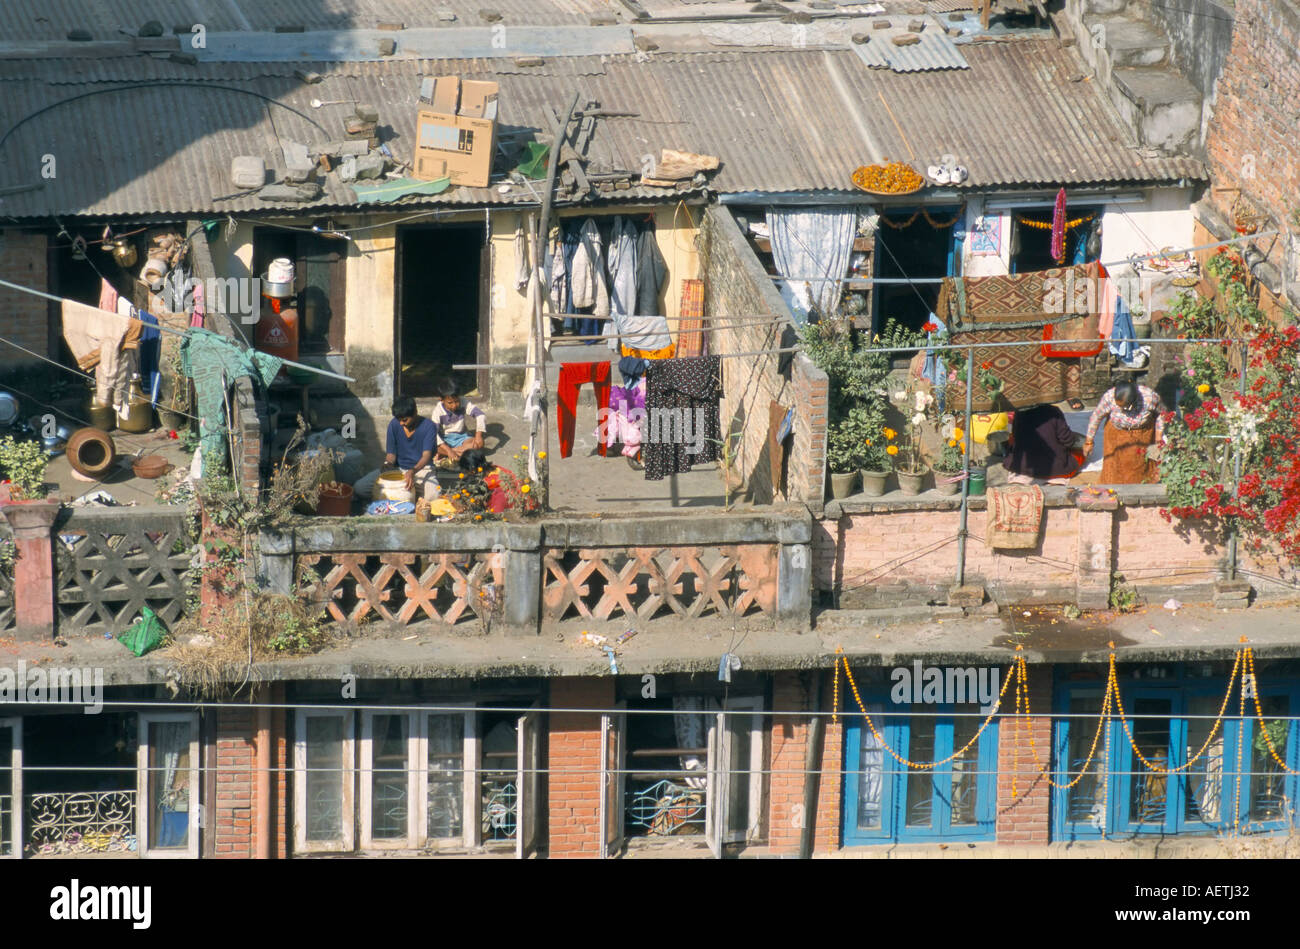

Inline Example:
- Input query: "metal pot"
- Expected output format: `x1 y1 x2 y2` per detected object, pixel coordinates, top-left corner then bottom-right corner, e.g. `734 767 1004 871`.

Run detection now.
261 276 296 299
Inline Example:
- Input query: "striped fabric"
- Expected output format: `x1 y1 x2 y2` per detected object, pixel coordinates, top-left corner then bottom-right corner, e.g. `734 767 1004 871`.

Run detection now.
675 278 706 358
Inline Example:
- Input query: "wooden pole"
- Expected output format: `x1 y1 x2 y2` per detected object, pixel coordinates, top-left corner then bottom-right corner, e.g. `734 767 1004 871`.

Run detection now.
532 91 580 499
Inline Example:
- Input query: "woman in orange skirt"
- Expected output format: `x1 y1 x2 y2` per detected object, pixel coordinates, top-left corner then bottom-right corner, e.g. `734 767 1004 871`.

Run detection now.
1083 381 1166 484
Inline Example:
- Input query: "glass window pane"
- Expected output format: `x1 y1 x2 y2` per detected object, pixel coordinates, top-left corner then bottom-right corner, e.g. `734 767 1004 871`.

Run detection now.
371 715 408 840
948 704 981 826
856 705 885 831
1129 698 1173 824
427 714 464 840
1249 695 1290 822
905 717 935 827
148 721 191 850
305 717 344 842
0 727 11 857
1065 696 1106 827
1184 696 1223 825
726 715 754 837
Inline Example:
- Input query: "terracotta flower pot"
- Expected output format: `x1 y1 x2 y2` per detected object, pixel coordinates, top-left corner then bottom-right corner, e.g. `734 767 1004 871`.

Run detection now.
829 471 858 499
859 469 889 497
933 470 962 495
896 467 929 495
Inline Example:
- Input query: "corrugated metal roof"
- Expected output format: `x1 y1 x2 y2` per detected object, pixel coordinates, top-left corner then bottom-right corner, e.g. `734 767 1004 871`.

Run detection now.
0 42 1204 219
850 25 970 72
0 0 612 41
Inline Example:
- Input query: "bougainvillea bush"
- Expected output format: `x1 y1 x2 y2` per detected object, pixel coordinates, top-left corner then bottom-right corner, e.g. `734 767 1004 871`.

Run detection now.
1159 255 1300 562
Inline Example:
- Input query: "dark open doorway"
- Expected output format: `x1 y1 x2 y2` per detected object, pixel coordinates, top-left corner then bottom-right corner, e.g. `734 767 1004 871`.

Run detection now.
1010 206 1102 273
396 225 486 399
872 209 959 335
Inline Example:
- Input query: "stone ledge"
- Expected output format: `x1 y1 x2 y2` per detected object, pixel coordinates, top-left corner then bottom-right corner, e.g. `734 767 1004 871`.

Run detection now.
825 483 1169 517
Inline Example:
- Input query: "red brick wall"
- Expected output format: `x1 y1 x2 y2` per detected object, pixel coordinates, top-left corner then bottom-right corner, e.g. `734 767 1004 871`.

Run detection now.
768 671 842 854
1202 0 1300 304
815 497 1294 608
995 664 1052 845
212 698 288 859
701 205 829 505
0 230 50 364
547 677 613 858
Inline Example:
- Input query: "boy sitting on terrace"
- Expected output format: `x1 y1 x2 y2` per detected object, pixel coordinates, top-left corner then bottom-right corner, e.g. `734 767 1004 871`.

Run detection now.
355 395 439 500
432 379 488 465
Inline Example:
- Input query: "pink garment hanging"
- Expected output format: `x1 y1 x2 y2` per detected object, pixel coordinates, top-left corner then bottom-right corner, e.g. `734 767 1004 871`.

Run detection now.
99 278 119 313
1050 188 1067 264
1097 262 1117 338
191 279 206 327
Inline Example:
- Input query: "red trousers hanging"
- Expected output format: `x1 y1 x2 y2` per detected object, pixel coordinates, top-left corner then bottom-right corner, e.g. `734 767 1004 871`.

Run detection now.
557 361 611 458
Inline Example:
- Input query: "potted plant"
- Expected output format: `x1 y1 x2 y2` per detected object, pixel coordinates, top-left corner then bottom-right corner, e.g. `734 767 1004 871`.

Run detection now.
932 424 967 496
0 435 50 502
826 419 862 500
860 423 895 497
892 382 933 495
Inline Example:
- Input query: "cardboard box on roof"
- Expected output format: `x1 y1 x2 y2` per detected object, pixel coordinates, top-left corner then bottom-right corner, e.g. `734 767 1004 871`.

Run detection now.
413 76 499 188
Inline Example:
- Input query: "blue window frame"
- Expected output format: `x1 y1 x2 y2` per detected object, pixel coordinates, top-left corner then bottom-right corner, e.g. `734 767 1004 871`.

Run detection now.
843 698 998 844
1052 667 1300 840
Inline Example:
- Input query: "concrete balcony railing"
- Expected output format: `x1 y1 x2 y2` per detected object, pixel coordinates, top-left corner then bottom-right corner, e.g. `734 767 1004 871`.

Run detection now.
259 507 814 636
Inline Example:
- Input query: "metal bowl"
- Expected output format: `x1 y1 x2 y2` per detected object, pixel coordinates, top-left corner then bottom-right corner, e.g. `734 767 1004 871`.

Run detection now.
0 392 18 427
261 276 296 299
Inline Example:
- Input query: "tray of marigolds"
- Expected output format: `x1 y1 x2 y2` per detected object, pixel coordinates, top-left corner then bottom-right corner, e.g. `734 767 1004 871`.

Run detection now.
851 161 926 196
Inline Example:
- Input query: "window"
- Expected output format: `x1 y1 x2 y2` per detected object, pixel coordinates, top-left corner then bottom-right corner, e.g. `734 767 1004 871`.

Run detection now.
136 713 200 859
1052 669 1300 839
872 207 960 335
1009 206 1101 274
252 229 347 354
295 706 540 856
0 718 19 859
843 701 998 844
606 695 766 856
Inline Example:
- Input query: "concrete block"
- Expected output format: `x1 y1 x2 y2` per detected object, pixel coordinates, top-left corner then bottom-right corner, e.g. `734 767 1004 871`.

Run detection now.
282 141 314 182
258 182 322 202
353 153 386 179
892 34 921 46
376 21 405 30
230 156 266 189
139 20 164 37
633 34 659 51
947 584 985 608
1213 579 1252 609
873 18 892 29
908 18 925 31
377 38 397 55
354 103 379 124
479 9 503 21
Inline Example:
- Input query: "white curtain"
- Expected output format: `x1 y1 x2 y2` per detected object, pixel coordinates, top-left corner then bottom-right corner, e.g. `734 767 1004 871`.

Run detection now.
673 696 710 791
766 206 858 325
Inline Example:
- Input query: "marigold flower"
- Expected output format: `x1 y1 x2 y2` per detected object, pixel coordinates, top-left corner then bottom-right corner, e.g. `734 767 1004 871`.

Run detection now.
521 485 531 494
1197 383 1211 394
521 444 529 451
886 445 899 456
538 451 547 460
883 428 897 440
865 438 873 446
947 439 957 448
474 514 483 521
458 473 465 479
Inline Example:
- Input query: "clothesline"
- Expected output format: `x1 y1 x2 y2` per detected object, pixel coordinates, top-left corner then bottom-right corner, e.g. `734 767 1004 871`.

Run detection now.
453 347 800 371
765 228 1280 288
0 274 355 384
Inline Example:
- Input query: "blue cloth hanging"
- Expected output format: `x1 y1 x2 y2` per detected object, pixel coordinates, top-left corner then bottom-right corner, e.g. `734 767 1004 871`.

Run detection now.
921 313 948 412
136 309 162 406
1109 295 1137 363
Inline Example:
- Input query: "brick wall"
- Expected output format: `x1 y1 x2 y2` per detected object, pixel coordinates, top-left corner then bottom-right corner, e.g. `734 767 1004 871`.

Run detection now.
995 664 1052 845
1201 0 1300 308
768 671 842 854
700 205 829 506
0 230 50 364
816 492 1295 608
212 700 288 859
547 677 613 858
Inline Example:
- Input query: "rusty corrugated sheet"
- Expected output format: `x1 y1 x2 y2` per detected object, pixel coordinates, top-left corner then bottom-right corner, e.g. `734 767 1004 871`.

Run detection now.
0 42 1204 219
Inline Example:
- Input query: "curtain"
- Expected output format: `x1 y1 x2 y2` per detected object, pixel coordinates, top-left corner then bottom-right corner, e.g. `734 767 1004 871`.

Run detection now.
673 695 710 791
766 206 857 325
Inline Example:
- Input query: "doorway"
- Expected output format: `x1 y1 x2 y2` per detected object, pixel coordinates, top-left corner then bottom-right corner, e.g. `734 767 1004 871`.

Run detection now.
872 209 959 335
396 225 486 399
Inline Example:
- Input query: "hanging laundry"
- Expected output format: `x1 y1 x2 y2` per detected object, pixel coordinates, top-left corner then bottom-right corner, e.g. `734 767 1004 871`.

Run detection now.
1050 188 1067 264
1109 294 1138 364
570 218 608 312
643 356 721 480
598 377 645 460
635 223 667 317
180 328 282 475
62 291 131 410
548 227 568 318
134 310 162 406
607 216 639 317
556 360 611 458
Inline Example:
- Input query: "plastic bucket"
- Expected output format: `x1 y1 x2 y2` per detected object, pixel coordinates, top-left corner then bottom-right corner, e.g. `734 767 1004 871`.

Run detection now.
316 483 354 516
967 466 987 497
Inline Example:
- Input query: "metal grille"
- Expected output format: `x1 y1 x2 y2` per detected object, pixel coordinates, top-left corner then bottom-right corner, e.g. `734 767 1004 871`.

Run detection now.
481 778 517 840
26 790 137 856
626 779 706 836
